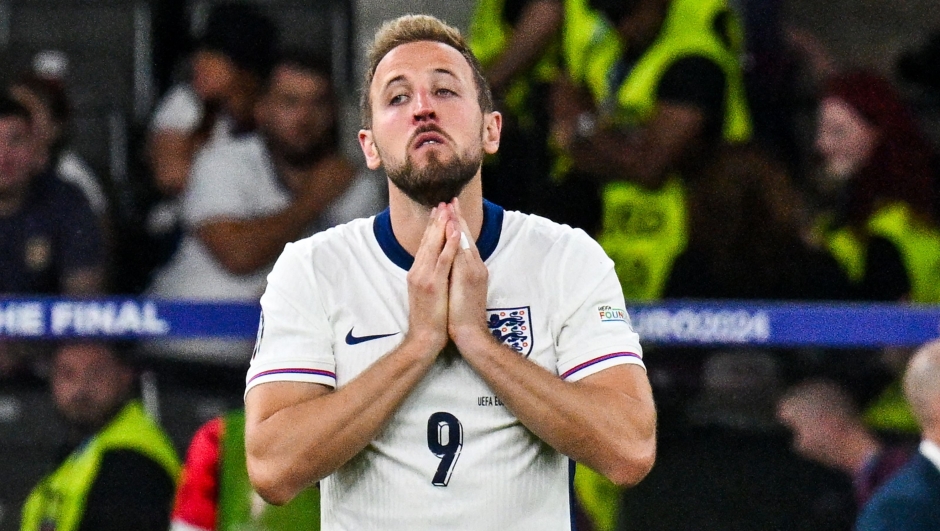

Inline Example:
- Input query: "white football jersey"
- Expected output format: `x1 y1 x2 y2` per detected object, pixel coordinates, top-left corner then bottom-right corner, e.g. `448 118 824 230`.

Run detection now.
246 201 644 531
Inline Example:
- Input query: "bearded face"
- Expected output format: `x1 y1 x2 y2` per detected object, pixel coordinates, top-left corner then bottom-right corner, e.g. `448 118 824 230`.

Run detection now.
383 124 483 207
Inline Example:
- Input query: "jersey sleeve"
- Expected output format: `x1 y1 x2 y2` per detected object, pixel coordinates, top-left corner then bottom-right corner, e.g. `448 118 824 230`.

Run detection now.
550 230 644 381
245 241 337 395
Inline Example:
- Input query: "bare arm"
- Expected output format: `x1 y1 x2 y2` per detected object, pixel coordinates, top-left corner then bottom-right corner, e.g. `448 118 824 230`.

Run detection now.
567 102 706 190
446 200 656 486
196 156 357 275
244 337 438 505
245 205 462 504
460 342 654 486
486 0 563 94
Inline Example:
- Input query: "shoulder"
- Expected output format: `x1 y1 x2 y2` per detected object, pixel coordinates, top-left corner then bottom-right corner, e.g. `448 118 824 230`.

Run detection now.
862 454 940 515
503 210 599 249
499 211 614 287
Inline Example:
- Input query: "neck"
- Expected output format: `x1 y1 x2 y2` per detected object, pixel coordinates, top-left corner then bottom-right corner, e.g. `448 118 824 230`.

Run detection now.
389 175 484 257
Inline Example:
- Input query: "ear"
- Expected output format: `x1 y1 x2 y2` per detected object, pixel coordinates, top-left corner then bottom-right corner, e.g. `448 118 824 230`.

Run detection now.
483 111 502 155
358 129 382 170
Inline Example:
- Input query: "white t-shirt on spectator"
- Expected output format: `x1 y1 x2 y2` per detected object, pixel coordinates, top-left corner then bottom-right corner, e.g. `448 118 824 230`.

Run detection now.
146 132 385 363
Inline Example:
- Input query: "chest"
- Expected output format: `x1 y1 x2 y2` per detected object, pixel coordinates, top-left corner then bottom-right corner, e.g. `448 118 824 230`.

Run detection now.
323 264 557 388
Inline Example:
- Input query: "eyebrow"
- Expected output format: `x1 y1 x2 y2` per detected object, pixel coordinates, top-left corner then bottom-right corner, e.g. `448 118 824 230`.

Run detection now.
380 68 462 93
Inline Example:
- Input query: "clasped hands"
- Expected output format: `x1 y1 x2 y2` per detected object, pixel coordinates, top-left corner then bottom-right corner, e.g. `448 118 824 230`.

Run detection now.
406 198 492 358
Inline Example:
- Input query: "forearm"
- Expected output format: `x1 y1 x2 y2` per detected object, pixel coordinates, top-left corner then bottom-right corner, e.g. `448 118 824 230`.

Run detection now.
196 203 320 275
454 329 656 486
487 0 563 93
246 333 439 504
571 131 667 189
148 132 196 197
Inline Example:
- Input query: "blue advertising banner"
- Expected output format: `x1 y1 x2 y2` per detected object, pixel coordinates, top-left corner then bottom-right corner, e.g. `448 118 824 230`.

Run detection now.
1 298 939 347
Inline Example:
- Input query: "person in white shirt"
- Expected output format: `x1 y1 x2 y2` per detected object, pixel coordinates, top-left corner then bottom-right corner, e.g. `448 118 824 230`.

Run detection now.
146 2 278 198
856 340 940 530
147 51 383 365
244 14 656 530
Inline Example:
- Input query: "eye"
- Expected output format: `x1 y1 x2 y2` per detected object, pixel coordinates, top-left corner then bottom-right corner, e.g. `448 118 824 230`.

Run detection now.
389 93 408 105
435 88 457 97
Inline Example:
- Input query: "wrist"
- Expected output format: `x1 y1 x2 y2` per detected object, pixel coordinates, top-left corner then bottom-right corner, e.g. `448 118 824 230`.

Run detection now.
403 327 449 359
450 325 497 358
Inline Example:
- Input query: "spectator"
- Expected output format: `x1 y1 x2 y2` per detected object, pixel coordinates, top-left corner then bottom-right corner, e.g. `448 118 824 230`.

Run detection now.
170 410 320 531
145 50 384 365
147 1 278 198
0 95 106 379
664 144 851 301
622 352 857 531
548 0 752 301
19 341 180 531
777 378 913 509
468 0 562 213
9 65 108 220
813 69 940 303
856 340 940 530
0 95 104 295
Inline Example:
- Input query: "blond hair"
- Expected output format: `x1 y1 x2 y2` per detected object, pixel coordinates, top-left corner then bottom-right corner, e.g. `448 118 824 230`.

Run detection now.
359 14 493 128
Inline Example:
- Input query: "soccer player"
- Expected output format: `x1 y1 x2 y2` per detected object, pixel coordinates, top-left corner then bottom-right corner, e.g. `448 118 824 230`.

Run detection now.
244 14 656 530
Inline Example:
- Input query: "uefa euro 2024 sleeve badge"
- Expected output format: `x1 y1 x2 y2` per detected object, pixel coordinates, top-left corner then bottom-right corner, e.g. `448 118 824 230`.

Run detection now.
486 307 532 357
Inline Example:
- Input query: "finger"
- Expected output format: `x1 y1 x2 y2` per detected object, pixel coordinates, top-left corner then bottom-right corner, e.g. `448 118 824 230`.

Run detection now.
414 204 450 265
450 200 480 259
436 219 461 275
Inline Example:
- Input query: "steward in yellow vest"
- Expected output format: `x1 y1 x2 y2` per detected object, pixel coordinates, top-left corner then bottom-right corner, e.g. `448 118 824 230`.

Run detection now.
551 0 753 300
21 341 180 531
468 0 563 213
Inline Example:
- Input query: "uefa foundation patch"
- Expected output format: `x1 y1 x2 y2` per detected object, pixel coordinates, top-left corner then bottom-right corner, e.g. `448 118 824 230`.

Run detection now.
597 305 628 323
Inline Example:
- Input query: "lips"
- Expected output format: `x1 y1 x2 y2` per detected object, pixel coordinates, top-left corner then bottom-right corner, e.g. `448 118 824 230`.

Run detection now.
412 129 447 149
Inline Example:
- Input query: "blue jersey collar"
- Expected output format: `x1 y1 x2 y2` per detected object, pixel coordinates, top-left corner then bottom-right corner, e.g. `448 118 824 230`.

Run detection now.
373 200 504 271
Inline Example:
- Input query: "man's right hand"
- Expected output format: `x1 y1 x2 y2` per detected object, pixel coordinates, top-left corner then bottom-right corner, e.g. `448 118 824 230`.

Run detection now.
405 204 461 357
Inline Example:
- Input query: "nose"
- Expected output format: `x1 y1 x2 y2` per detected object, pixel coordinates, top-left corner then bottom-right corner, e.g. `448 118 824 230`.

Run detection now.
411 89 436 123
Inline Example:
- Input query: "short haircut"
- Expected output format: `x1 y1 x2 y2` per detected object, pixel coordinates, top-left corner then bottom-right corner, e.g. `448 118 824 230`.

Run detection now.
277 48 333 82
780 378 860 419
359 14 494 128
0 95 32 122
11 73 71 123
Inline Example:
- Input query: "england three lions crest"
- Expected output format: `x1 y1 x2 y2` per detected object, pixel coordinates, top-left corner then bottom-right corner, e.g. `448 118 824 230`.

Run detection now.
487 306 532 357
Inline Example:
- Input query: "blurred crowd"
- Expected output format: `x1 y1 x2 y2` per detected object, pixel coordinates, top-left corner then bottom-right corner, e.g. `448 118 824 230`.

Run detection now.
3 0 940 530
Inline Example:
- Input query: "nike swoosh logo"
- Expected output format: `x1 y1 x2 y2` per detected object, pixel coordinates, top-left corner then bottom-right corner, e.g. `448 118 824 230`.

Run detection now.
345 328 400 345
